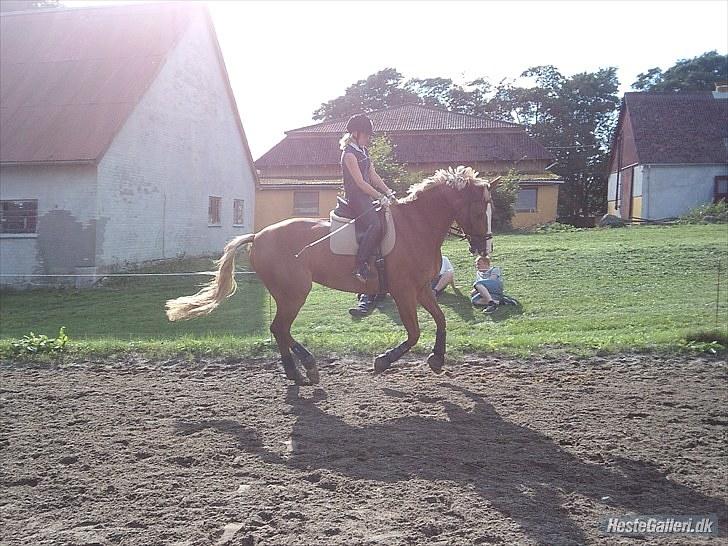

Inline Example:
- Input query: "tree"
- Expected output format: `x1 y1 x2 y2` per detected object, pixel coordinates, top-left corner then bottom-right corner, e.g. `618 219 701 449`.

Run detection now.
313 69 495 121
489 66 620 217
317 65 621 217
632 51 728 92
404 77 491 115
0 0 61 11
312 68 420 121
368 135 407 194
367 135 423 195
489 170 519 231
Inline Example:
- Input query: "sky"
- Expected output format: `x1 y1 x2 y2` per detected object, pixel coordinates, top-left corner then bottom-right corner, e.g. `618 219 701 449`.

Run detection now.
65 0 728 159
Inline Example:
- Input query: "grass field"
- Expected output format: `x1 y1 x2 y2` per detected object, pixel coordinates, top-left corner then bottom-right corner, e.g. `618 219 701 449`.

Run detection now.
1 224 726 357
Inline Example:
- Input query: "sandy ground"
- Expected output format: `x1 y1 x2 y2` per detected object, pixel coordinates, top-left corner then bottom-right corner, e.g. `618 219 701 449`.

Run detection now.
1 352 726 546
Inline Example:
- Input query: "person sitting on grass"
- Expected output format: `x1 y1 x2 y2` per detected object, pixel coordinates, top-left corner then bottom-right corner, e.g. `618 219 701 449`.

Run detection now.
470 255 503 313
431 255 455 298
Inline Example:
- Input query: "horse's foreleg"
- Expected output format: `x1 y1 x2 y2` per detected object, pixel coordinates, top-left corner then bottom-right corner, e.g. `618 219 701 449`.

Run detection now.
290 340 319 384
374 289 420 373
417 287 447 373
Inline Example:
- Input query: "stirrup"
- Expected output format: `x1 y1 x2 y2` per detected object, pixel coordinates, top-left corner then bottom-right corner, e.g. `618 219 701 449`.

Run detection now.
349 295 374 316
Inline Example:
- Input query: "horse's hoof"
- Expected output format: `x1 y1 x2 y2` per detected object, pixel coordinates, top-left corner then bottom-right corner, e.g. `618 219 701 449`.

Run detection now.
304 365 320 385
373 354 391 374
427 353 445 374
292 373 311 386
298 355 320 385
284 368 310 386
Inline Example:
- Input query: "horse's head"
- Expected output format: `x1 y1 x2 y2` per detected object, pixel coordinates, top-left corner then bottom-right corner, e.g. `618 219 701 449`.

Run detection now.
447 167 499 256
403 166 499 256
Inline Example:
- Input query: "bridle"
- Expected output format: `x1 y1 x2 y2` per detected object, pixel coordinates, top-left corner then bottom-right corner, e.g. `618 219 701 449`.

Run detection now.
449 200 493 256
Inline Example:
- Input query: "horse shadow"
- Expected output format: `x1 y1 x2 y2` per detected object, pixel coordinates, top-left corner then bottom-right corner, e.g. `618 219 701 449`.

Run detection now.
351 290 522 327
175 386 726 545
437 290 524 323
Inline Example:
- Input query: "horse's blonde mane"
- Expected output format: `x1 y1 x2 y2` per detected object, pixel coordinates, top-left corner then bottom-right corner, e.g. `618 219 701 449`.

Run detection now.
401 166 487 202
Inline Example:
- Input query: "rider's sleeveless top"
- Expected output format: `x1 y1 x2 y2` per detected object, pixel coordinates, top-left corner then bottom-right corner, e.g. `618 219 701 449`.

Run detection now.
341 142 371 199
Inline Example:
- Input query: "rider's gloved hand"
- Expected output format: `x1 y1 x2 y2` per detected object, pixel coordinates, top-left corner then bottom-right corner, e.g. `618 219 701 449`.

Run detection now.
380 192 397 207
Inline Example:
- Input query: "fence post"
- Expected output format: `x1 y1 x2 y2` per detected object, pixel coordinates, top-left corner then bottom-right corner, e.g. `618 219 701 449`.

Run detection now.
717 258 722 331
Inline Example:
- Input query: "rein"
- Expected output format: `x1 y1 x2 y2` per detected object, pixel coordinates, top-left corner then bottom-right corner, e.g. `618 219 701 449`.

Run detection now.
450 199 494 255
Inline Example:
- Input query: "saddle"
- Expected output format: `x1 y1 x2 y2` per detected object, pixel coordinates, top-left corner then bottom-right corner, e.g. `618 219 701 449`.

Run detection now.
329 197 396 256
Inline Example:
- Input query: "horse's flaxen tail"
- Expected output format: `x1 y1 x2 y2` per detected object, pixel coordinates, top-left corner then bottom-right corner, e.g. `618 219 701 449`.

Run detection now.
165 233 255 322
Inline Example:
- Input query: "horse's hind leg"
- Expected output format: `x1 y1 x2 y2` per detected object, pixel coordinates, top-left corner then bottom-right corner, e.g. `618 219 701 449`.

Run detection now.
417 287 447 373
269 288 319 385
270 316 306 386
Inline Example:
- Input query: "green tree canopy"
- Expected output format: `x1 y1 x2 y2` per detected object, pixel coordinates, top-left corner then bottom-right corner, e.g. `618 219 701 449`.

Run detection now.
488 66 620 217
312 68 420 121
632 51 728 92
314 65 620 218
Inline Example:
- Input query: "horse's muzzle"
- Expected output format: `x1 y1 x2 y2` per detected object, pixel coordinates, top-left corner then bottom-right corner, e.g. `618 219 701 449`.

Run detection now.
467 233 493 256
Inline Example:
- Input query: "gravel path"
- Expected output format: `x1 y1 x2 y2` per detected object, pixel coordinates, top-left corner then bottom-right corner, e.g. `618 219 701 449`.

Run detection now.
1 352 726 545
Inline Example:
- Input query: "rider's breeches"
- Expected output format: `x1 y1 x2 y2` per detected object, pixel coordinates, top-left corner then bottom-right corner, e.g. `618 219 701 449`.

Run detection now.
349 193 383 266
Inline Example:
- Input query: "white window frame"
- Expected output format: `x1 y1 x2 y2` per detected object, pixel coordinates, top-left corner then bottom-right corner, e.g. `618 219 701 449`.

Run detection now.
515 187 538 213
0 199 39 237
208 196 222 227
233 199 245 227
293 191 320 217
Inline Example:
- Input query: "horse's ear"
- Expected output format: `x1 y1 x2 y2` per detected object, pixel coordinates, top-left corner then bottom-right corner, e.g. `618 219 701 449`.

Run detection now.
488 175 502 191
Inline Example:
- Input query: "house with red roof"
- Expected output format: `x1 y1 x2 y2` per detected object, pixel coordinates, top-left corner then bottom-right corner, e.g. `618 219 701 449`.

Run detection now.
0 2 257 285
607 88 728 220
254 103 562 230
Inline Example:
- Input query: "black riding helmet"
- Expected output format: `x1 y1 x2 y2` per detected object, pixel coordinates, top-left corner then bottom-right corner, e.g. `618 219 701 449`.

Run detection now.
346 113 373 135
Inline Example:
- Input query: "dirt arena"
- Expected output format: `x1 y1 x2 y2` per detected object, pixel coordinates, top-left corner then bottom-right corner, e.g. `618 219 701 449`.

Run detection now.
1 352 726 545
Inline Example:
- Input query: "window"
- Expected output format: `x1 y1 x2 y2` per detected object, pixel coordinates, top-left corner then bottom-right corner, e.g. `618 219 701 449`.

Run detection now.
293 191 319 216
233 199 245 226
1 200 38 234
515 187 538 212
715 176 728 203
208 196 221 226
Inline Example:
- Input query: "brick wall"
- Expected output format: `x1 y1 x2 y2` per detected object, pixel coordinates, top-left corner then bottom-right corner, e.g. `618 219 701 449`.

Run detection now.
0 164 98 284
96 13 256 268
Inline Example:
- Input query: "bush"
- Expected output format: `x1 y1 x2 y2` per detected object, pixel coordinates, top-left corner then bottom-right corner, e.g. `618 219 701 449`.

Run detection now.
680 329 727 354
490 170 519 231
11 327 68 355
368 135 408 194
531 222 585 234
678 201 728 224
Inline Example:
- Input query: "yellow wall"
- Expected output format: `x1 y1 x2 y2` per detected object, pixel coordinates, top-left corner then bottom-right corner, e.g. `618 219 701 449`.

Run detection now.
255 183 559 231
631 196 642 219
606 198 641 219
511 185 560 228
255 188 340 231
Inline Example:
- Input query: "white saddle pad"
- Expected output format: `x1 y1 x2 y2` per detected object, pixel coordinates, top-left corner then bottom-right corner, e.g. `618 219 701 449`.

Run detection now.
329 209 395 256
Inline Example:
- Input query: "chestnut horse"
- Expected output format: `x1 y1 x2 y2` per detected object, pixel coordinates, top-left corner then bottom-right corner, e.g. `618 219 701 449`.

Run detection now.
166 166 497 385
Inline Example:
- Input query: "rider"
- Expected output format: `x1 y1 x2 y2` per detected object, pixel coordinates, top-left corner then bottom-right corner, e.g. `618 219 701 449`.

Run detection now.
340 114 396 282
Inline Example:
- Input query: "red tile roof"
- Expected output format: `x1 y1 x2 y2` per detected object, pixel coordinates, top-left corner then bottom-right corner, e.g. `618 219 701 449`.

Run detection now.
1 3 193 163
623 92 728 165
256 131 552 168
288 103 520 134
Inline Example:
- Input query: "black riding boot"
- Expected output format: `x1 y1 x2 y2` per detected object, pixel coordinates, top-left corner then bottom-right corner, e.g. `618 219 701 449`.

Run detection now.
353 224 381 282
349 294 376 317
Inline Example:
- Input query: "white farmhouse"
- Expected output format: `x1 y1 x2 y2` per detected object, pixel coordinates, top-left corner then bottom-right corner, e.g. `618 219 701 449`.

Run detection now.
0 2 257 285
607 88 728 221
